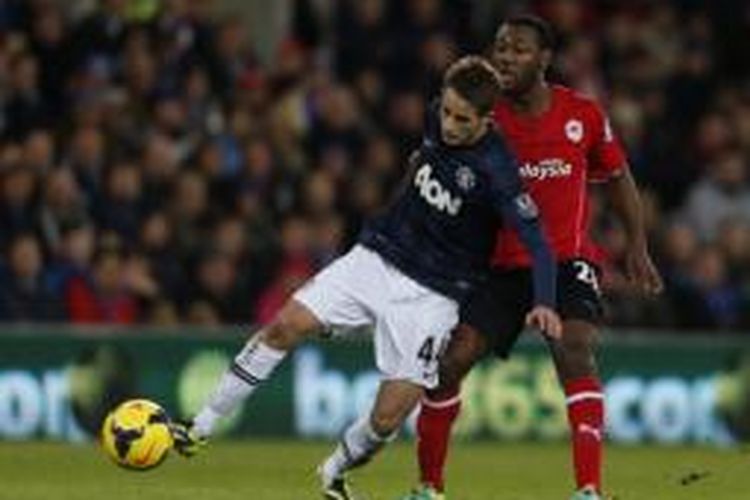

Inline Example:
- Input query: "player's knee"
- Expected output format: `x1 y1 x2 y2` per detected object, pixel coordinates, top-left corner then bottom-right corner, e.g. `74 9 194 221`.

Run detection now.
552 323 598 380
438 325 486 387
262 303 315 349
262 319 297 350
438 354 470 389
425 383 461 403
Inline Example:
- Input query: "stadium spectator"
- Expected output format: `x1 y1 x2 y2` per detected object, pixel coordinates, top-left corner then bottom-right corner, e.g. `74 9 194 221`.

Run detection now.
669 245 744 329
137 210 185 303
682 149 750 241
0 233 63 321
0 165 37 248
28 3 69 116
187 249 248 323
659 220 699 284
207 17 258 97
66 125 107 204
716 218 750 282
96 161 144 240
2 53 50 140
254 215 314 324
46 221 96 295
65 249 139 324
38 168 89 253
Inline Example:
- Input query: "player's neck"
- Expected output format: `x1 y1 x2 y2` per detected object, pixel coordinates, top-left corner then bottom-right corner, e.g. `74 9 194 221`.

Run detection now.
468 122 490 145
510 82 552 117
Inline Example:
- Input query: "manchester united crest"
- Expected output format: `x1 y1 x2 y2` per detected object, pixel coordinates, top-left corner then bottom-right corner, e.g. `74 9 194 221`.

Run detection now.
455 165 476 192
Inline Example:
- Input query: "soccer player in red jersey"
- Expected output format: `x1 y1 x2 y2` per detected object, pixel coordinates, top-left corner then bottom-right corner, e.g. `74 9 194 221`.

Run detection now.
404 16 664 500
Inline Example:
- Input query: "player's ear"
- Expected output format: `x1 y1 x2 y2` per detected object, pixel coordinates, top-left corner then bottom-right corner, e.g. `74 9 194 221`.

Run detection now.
539 48 552 73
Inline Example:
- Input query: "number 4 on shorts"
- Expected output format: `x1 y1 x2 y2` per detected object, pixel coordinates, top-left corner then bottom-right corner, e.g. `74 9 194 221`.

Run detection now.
417 336 435 364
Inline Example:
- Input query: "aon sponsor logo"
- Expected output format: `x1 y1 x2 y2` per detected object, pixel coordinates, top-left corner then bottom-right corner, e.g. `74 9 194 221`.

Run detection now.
414 164 463 216
519 158 573 180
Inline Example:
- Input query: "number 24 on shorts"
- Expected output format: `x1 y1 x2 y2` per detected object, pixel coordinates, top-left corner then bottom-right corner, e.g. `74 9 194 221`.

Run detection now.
574 260 600 292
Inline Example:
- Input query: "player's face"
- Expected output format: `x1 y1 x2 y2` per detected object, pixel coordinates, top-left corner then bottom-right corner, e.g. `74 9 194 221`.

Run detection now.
490 24 550 95
439 87 488 146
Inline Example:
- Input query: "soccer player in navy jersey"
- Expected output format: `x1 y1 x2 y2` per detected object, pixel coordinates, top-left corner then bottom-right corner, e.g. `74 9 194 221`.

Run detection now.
171 56 562 500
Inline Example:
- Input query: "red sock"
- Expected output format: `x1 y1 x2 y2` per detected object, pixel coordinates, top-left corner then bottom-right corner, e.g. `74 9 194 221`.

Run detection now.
564 377 605 492
416 388 461 492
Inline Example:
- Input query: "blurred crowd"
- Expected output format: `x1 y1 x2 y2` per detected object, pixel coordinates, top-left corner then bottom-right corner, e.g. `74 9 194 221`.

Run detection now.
0 0 749 331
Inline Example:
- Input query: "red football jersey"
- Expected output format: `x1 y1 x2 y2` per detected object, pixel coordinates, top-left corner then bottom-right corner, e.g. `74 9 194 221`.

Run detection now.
492 85 626 268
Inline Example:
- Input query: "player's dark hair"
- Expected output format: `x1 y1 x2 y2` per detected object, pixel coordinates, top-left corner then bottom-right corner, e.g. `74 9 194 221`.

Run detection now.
443 56 502 116
501 15 555 50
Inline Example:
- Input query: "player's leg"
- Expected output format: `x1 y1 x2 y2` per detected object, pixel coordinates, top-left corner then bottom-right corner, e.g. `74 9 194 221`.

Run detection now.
320 379 423 488
321 267 459 498
175 247 374 455
414 324 488 497
411 270 527 497
549 319 603 499
180 299 322 447
547 260 606 498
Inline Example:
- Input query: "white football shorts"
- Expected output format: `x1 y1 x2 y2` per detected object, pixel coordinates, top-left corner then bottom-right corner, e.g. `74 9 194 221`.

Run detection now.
293 244 458 389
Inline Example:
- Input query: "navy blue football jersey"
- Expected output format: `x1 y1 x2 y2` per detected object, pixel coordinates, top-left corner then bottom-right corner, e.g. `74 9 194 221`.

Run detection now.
359 105 556 305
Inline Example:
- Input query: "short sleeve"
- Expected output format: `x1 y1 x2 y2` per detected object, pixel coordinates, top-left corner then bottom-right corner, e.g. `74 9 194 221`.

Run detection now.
587 102 626 183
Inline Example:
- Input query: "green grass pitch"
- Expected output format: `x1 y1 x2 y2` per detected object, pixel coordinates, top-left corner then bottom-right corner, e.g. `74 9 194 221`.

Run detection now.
1 440 748 499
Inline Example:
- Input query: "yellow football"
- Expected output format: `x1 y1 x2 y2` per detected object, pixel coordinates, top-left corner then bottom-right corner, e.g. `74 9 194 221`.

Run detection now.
100 399 173 470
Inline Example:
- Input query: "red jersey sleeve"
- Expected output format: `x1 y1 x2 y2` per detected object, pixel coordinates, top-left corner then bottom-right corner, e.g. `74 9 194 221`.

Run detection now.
586 101 626 182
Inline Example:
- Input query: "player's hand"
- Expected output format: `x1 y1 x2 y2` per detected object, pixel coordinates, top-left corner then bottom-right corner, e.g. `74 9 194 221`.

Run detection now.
625 243 663 295
525 305 562 339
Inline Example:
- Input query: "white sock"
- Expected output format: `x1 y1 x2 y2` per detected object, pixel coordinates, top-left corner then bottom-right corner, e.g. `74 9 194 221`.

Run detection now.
193 336 286 437
320 415 395 485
